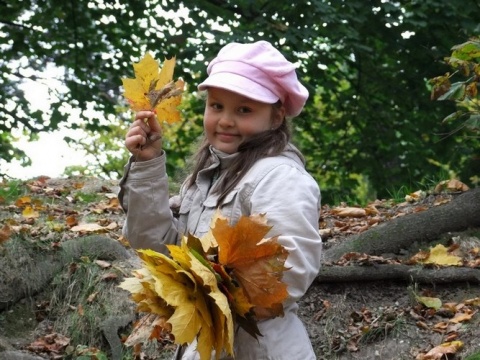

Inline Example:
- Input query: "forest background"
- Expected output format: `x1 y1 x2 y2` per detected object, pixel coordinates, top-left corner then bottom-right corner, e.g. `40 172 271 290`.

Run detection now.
1 0 479 205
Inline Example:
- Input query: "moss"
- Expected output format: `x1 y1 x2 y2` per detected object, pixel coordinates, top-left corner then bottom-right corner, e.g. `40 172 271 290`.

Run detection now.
73 191 102 204
464 352 480 360
0 300 37 339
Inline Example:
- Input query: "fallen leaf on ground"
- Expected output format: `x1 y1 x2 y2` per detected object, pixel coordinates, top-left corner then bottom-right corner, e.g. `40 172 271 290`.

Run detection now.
0 224 11 244
412 244 462 266
416 340 463 359
331 207 367 218
434 179 469 193
70 223 108 233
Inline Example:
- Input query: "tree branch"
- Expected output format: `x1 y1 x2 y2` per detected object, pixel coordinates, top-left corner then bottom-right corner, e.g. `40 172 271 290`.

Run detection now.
324 188 480 261
316 264 480 284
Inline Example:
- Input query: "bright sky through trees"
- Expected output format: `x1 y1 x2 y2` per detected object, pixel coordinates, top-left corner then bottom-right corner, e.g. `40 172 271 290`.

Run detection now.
1 75 91 180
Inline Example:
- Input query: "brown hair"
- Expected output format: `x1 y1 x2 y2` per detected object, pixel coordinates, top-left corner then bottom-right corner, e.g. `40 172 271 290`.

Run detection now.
187 104 290 206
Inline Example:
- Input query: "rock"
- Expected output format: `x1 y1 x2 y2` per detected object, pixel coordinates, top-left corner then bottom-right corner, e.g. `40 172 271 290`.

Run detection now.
101 314 136 360
0 336 13 352
0 351 45 360
0 235 131 310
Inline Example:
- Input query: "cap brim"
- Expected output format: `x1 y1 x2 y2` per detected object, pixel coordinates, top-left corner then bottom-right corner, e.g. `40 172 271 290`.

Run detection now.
198 72 279 104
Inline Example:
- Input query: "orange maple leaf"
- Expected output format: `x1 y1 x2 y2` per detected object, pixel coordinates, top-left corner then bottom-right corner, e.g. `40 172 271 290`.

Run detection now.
212 214 290 316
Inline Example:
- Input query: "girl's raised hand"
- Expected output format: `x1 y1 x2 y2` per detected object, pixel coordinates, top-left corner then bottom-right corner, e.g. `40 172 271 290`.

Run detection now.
125 110 163 161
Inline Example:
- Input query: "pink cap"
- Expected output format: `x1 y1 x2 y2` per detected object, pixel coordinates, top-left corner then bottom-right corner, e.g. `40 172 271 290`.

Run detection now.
198 41 309 117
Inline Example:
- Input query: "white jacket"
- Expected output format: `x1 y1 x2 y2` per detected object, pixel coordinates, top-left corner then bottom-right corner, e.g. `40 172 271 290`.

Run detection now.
119 144 322 360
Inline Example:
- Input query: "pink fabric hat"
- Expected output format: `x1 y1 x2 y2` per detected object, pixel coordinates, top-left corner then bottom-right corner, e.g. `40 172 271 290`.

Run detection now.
198 40 309 117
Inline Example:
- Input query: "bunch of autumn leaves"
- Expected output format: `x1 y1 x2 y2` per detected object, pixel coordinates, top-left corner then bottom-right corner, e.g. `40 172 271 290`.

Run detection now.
120 213 290 360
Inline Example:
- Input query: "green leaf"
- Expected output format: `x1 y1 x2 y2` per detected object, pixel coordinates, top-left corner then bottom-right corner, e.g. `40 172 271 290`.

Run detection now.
442 111 465 123
451 39 480 61
465 115 480 130
416 295 442 310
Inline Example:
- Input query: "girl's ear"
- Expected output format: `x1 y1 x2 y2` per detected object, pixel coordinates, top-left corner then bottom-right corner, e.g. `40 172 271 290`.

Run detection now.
272 105 286 129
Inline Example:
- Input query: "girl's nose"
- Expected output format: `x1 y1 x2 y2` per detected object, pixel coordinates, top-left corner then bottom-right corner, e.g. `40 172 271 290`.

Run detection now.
218 113 234 127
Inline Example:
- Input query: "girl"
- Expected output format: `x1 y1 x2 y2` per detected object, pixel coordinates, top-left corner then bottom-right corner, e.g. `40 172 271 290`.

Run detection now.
119 40 322 360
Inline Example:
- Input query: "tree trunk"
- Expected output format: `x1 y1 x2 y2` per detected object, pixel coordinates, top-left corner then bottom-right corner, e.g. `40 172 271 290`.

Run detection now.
323 188 480 262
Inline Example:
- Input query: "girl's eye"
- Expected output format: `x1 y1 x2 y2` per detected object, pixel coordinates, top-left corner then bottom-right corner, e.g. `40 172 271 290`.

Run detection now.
210 102 222 110
238 106 252 114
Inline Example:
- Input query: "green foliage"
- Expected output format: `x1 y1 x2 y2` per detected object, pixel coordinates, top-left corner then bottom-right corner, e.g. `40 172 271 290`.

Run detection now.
386 185 415 204
1 0 479 203
158 92 205 183
73 191 102 204
464 351 480 360
429 36 480 188
63 118 131 180
0 179 26 202
61 90 204 186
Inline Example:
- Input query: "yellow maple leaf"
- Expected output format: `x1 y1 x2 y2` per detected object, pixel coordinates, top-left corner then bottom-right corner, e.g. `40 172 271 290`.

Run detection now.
421 244 462 266
22 205 39 219
465 297 480 306
171 241 234 358
122 52 184 124
120 268 173 317
121 246 234 360
139 250 207 345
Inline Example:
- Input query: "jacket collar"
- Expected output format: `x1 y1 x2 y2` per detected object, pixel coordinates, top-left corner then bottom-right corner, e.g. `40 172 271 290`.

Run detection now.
196 143 305 198
208 143 305 169
209 146 239 170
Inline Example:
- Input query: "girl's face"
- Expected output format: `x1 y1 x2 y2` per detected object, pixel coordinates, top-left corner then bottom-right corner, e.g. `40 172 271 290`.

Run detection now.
203 88 285 154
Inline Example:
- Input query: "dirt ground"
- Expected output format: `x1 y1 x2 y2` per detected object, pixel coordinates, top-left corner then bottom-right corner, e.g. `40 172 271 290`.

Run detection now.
300 281 480 359
2 272 479 359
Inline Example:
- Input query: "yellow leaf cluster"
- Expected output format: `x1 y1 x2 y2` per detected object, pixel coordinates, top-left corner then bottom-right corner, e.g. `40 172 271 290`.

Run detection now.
121 52 184 124
119 213 290 360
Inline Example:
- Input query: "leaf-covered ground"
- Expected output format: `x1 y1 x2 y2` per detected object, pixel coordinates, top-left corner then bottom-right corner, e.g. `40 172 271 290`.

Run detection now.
0 176 479 360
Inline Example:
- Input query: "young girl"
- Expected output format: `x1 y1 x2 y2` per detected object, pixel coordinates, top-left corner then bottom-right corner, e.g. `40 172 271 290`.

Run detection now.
119 40 322 360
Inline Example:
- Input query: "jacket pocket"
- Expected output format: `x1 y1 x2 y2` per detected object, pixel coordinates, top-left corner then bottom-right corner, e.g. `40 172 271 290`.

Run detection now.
177 190 197 237
204 189 243 223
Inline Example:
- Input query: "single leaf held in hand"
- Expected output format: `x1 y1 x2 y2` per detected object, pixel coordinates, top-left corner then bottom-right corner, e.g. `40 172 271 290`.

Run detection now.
122 52 184 124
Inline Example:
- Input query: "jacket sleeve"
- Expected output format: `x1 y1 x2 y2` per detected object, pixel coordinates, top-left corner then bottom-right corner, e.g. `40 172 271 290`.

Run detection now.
245 163 322 305
118 154 180 255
